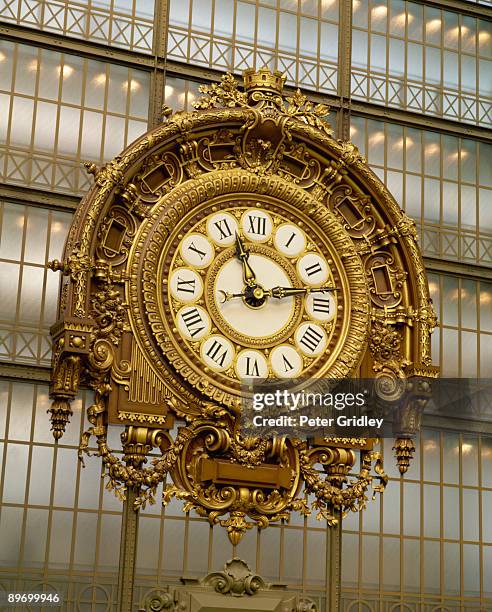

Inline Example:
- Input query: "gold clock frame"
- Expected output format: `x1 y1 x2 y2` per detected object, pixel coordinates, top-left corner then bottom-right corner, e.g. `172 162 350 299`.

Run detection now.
48 68 438 548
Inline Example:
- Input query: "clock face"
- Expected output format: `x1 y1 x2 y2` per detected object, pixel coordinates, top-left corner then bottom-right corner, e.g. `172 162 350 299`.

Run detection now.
165 204 338 386
129 174 370 410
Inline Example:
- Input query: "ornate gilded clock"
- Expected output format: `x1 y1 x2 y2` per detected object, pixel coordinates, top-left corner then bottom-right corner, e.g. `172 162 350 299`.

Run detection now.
48 68 438 545
128 173 369 409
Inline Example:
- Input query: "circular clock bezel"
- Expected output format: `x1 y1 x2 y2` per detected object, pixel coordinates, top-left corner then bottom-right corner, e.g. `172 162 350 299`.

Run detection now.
127 169 371 408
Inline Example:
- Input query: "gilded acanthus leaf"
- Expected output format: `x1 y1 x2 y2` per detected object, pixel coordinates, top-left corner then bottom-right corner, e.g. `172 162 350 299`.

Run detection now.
194 73 248 110
284 88 333 136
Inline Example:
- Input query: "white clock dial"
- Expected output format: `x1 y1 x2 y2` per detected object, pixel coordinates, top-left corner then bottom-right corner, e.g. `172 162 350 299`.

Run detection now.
241 209 273 242
206 212 239 246
274 223 306 257
176 305 211 341
214 255 294 338
270 344 303 378
169 268 203 303
235 349 269 381
305 291 336 322
201 335 235 371
295 322 327 356
297 252 330 286
181 234 214 268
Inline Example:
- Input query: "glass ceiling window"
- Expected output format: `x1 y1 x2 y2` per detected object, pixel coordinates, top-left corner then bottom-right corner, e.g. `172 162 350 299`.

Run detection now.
0 202 71 366
343 430 492 605
0 41 149 195
167 0 340 94
350 116 492 267
0 0 155 53
351 0 492 127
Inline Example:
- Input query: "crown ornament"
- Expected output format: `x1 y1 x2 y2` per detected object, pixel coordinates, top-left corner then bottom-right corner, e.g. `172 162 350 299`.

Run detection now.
243 67 286 94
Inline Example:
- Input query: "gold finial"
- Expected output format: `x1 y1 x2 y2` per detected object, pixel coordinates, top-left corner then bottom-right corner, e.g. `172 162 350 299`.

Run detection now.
243 67 286 94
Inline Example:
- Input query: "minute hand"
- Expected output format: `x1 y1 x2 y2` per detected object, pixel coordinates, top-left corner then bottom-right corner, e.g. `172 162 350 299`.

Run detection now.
269 286 336 299
235 232 257 287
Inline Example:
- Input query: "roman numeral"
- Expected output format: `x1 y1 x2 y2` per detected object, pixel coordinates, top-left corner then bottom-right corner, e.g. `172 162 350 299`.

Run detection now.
304 262 323 277
247 215 266 235
299 325 324 353
181 308 205 338
214 218 233 240
187 241 207 260
312 297 331 314
206 339 229 367
245 356 260 377
282 354 294 372
176 276 196 294
285 232 296 248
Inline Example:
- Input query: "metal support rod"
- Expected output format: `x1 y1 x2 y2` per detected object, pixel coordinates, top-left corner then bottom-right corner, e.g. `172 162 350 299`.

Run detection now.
325 509 342 612
117 487 140 612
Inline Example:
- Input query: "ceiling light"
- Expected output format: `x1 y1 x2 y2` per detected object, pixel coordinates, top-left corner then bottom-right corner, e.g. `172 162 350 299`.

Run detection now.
426 19 441 33
461 443 473 455
393 13 408 27
93 73 106 86
479 30 491 44
371 5 387 18
424 439 438 451
123 79 141 92
369 131 384 144
425 143 440 155
57 64 74 78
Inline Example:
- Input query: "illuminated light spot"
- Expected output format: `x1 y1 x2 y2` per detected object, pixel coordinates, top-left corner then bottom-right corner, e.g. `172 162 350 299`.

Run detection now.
350 125 358 137
353 0 361 10
0 51 6 62
479 30 491 44
16 216 25 228
460 150 469 159
426 18 441 33
428 281 438 294
164 85 175 97
93 73 106 86
371 4 387 18
425 143 440 155
393 12 408 27
424 440 438 451
406 136 414 147
369 131 384 144
321 0 336 8
122 79 141 92
57 64 74 78
461 443 473 455
51 222 63 233
28 59 39 72
480 291 492 305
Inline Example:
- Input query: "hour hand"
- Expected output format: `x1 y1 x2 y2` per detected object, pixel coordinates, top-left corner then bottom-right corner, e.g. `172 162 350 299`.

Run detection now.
235 232 257 287
268 285 336 299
